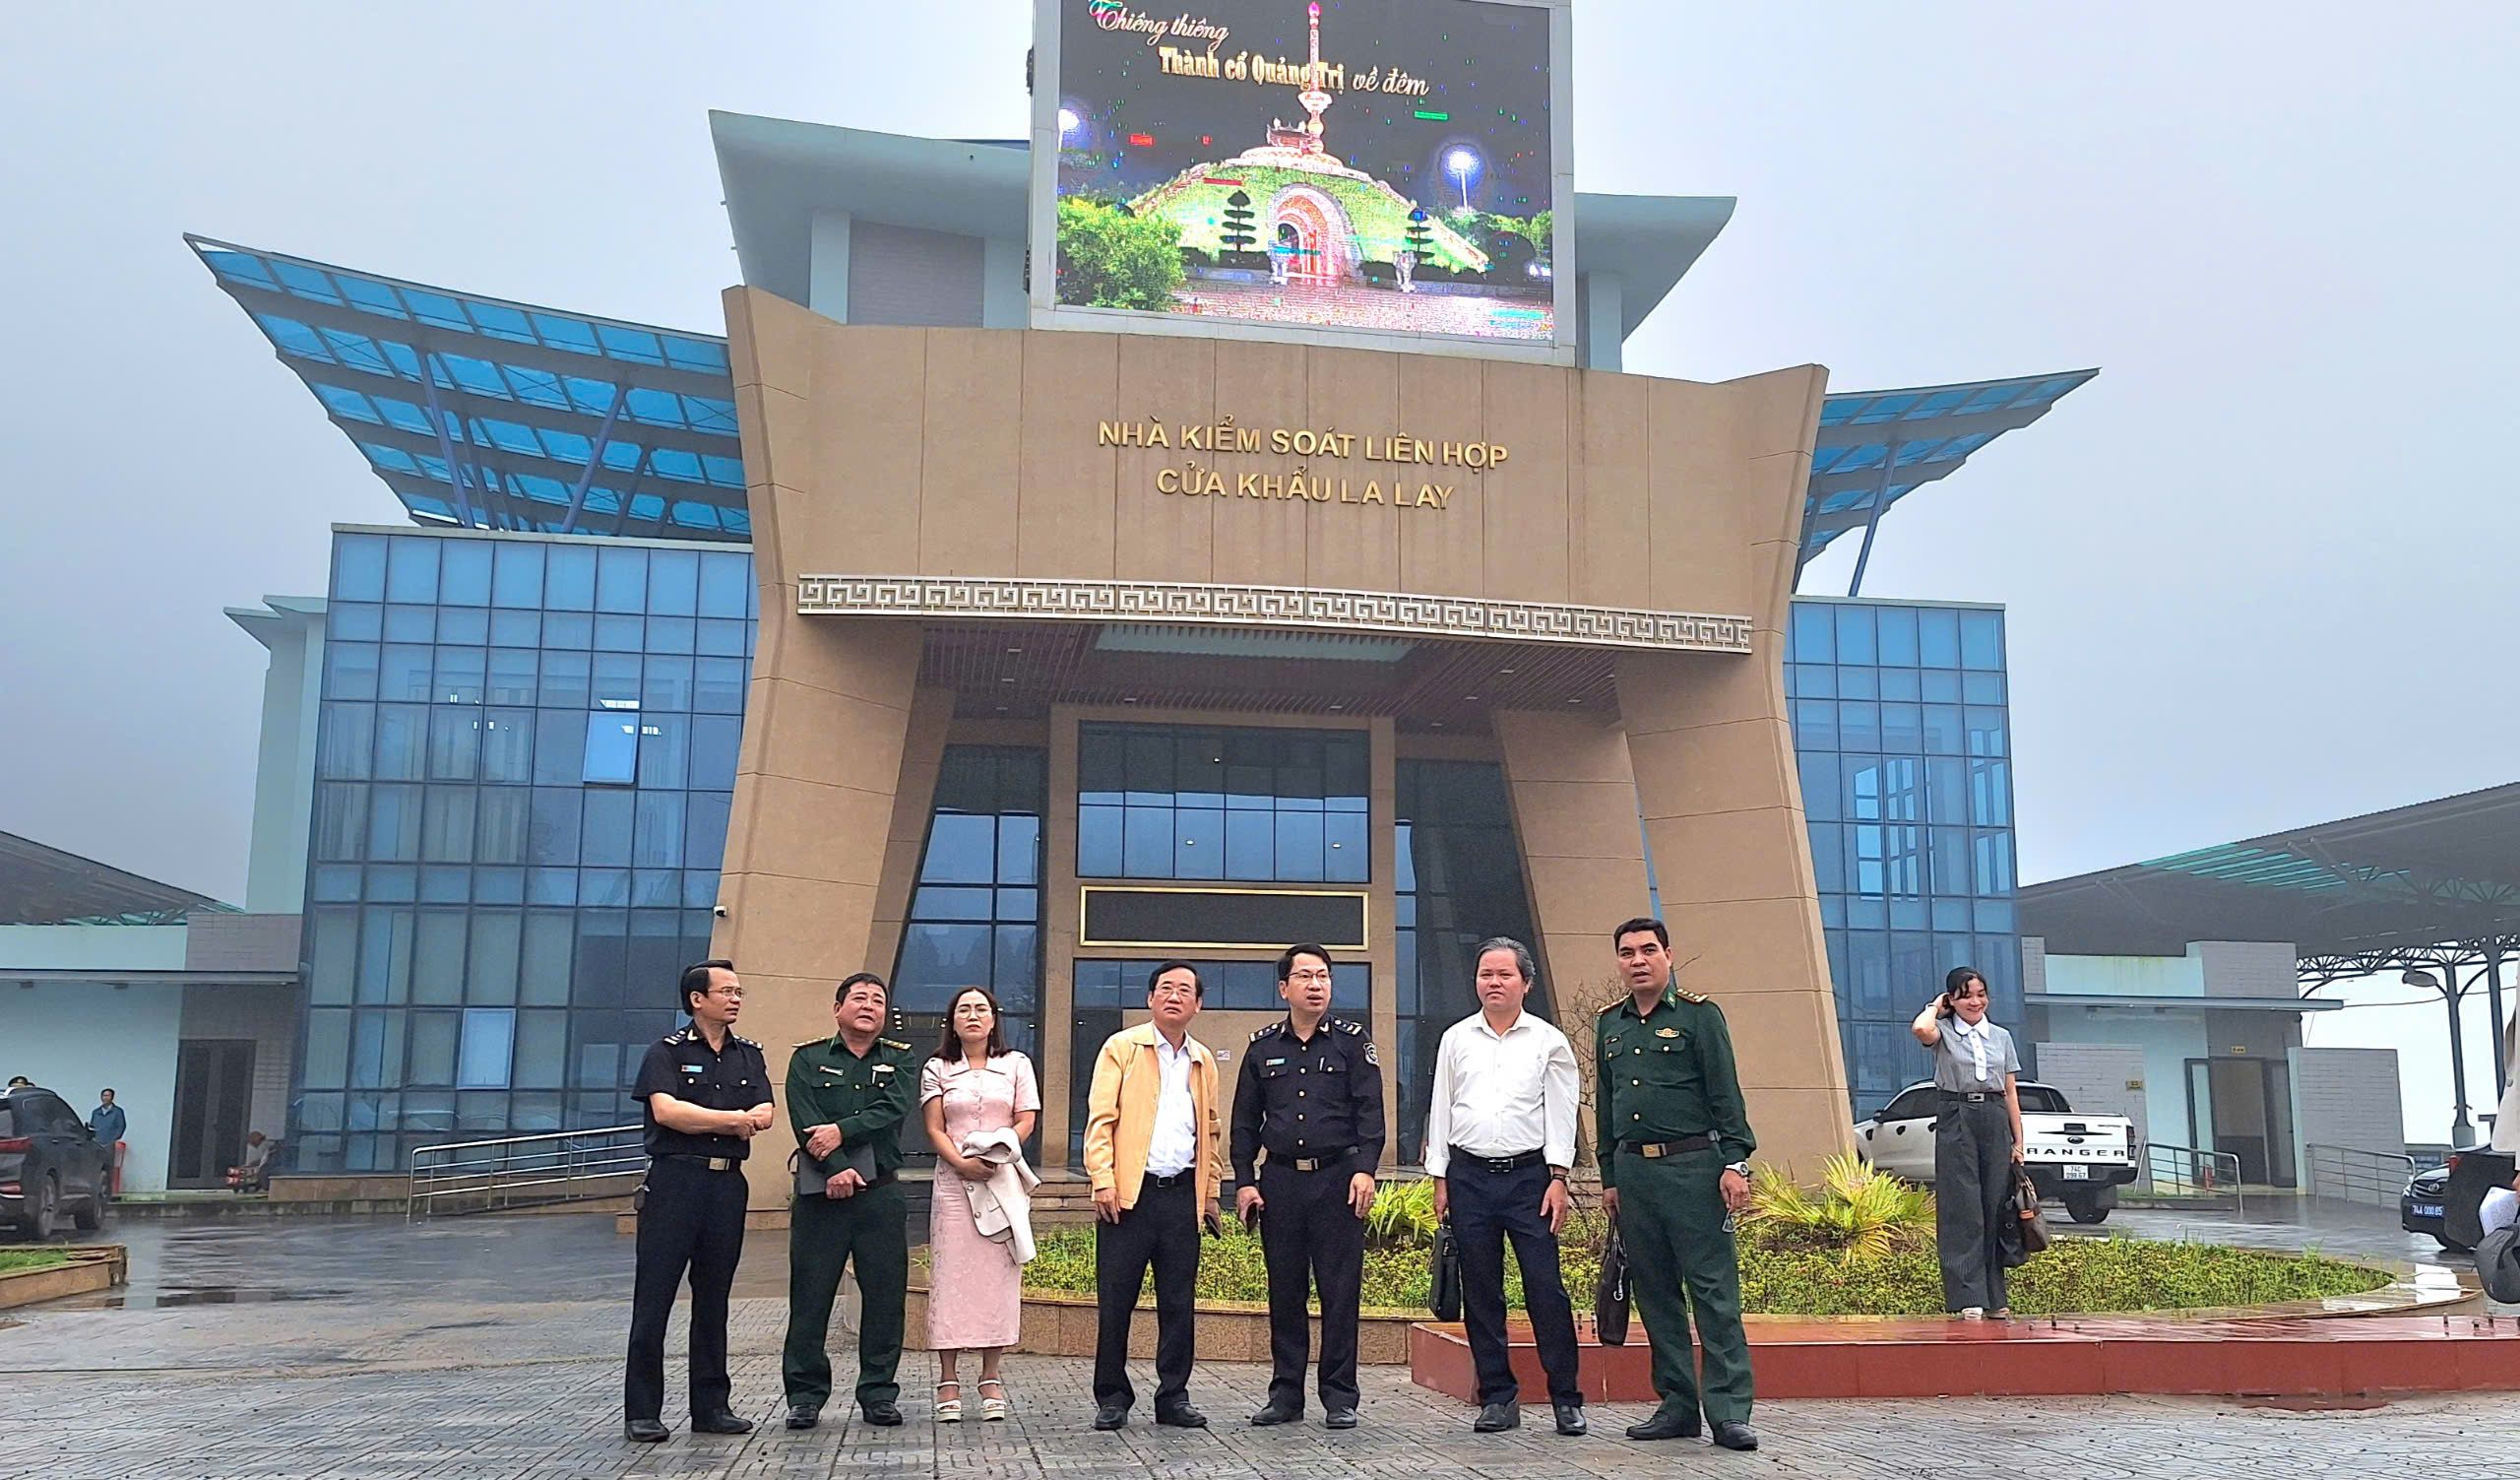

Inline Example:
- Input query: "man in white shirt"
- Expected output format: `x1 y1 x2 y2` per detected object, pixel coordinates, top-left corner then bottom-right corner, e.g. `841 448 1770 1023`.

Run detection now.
1425 936 1586 1437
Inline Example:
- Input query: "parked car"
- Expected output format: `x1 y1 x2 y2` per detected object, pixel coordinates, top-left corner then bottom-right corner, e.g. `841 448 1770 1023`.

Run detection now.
2405 1146 2517 1253
1855 1079 2139 1224
0 1084 114 1240
2402 1162 2451 1248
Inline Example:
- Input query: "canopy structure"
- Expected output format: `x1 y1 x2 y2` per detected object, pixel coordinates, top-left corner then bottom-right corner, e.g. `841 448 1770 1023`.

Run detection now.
190 236 748 542
0 831 227 927
197 238 2090 575
2021 782 2520 1137
1798 368 2099 591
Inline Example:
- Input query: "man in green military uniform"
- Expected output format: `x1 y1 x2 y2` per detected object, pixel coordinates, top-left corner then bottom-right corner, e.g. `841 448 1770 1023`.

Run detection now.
782 972 919 1432
1596 917 1759 1451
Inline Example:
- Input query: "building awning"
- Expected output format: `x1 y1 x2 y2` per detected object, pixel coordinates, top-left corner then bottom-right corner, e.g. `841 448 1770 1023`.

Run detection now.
0 831 227 926
2030 993 2345 1013
2021 782 2520 967
190 236 748 543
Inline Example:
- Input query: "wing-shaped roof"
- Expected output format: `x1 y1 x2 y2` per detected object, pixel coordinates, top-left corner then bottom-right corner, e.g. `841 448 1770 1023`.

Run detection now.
1798 369 2099 576
0 831 228 926
189 235 748 542
2019 782 2520 960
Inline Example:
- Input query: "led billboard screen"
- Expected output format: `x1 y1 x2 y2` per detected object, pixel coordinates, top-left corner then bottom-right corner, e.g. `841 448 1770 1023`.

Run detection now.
1035 0 1569 356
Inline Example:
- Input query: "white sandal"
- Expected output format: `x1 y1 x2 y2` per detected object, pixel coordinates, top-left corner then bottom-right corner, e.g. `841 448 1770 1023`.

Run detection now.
978 1379 1007 1422
935 1380 962 1423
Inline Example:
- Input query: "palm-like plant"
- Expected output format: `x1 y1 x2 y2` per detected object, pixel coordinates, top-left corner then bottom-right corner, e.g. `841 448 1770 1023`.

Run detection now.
1745 1152 1933 1260
1361 1176 1440 1245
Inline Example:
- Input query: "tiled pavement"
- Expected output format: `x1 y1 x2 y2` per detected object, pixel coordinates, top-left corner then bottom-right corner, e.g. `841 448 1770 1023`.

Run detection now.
7 1215 2520 1478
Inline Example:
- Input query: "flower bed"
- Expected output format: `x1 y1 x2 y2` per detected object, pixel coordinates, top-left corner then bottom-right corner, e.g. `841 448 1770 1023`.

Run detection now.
1000 1217 2386 1319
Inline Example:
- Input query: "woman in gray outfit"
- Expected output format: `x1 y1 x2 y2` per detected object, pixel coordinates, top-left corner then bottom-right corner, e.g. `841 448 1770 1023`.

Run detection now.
1910 966 2024 1318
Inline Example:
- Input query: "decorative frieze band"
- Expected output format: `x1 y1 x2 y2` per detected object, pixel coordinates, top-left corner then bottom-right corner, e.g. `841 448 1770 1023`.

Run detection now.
794 576 1755 654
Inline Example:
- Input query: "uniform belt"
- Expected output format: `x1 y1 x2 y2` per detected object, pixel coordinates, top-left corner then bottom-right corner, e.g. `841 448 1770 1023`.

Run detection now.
1939 1090 1996 1103
1143 1170 1196 1190
1283 1148 1354 1173
655 1152 742 1173
1450 1146 1544 1174
1624 1132 1715 1159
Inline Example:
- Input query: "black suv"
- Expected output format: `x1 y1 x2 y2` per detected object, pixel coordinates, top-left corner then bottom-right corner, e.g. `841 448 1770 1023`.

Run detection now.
0 1085 113 1240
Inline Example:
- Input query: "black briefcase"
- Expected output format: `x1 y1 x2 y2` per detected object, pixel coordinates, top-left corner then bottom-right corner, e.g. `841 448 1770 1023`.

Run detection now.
1595 1227 1633 1345
1429 1222 1463 1321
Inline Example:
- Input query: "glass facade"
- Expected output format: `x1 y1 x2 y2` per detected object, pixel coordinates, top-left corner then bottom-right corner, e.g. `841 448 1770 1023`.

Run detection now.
1784 598 2022 1120
1393 759 1545 1165
890 746 1046 1036
293 529 754 1171
1077 723 1369 883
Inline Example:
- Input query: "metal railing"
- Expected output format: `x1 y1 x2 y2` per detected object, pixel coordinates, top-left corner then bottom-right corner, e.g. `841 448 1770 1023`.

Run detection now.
409 1124 647 1221
2304 1142 2417 1209
2143 1140 2245 1217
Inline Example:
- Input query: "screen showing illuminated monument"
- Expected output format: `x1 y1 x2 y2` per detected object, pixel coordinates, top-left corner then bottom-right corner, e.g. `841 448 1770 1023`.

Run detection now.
1036 0 1568 354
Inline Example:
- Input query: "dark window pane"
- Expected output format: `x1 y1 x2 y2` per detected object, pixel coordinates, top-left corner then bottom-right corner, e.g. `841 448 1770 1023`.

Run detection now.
635 714 687 789
368 784 422 862
684 793 732 872
481 709 534 783
326 642 379 701
693 657 746 712
582 788 635 867
533 709 586 785
379 645 433 702
689 715 740 791
1077 804 1122 877
487 648 538 706
427 709 480 780
529 788 583 866
634 792 686 868
539 651 591 709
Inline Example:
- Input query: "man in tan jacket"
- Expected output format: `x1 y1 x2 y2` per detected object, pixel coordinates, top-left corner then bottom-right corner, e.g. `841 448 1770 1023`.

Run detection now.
1083 961 1222 1431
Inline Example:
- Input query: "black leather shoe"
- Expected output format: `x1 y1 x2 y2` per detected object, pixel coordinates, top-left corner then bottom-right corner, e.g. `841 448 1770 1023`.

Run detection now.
691 1410 752 1435
1093 1404 1131 1431
784 1404 820 1431
1323 1406 1358 1430
1155 1404 1209 1428
623 1419 668 1443
1712 1420 1759 1451
860 1400 904 1427
1249 1401 1303 1426
1473 1400 1521 1432
1553 1403 1587 1436
1624 1410 1702 1441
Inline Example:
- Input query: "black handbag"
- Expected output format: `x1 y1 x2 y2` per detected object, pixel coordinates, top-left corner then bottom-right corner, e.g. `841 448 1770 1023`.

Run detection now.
1595 1227 1632 1345
2007 1164 2049 1261
1430 1221 1463 1321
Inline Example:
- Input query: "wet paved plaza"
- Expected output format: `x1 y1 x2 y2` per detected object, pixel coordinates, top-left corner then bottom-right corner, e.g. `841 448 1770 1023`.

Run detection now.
6 1210 2519 1478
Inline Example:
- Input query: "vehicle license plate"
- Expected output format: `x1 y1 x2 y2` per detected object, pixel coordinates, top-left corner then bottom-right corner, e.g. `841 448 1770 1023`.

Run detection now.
2413 1202 2444 1218
2061 1165 2089 1181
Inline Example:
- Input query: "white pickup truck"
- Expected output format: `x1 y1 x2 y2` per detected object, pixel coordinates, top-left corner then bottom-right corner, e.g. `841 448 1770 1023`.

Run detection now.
1854 1080 2139 1224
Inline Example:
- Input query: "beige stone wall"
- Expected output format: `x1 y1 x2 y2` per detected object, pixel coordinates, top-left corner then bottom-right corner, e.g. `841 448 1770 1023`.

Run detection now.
720 288 1850 1198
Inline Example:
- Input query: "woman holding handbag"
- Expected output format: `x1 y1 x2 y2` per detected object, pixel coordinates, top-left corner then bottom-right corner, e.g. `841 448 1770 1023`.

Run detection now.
920 987 1040 1422
1911 967 2024 1319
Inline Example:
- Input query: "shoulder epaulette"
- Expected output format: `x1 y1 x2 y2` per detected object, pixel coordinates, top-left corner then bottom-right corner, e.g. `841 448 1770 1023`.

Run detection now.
1596 998 1622 1015
1336 1017 1362 1035
792 1037 823 1049
1676 989 1711 1004
731 1033 759 1048
879 1037 913 1053
1249 1022 1277 1042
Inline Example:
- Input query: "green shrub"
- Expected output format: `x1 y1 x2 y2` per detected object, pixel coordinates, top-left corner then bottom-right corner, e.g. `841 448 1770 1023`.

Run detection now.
1362 1177 1437 1246
1000 1216 2382 1318
1054 197 1184 310
1746 1151 1934 1259
0 1250 69 1276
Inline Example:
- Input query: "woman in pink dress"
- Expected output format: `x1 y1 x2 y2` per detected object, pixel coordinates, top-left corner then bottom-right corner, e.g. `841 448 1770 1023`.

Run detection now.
920 986 1040 1422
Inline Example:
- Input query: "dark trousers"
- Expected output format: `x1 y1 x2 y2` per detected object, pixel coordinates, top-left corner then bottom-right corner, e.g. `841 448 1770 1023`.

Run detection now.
1449 1154 1580 1407
624 1155 748 1422
1093 1173 1200 1412
1935 1098 2014 1312
783 1178 909 1409
1258 1161 1367 1410
1616 1145 1753 1425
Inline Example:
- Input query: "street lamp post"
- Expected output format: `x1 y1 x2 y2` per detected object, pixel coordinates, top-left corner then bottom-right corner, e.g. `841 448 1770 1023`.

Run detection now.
1445 148 1477 212
2408 967 2477 1145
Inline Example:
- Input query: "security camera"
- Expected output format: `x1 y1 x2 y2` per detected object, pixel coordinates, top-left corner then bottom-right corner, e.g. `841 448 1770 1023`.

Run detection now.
713 905 729 918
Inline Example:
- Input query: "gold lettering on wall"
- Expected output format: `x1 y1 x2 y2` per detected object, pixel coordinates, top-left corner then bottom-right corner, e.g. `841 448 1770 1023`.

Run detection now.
1097 416 1503 513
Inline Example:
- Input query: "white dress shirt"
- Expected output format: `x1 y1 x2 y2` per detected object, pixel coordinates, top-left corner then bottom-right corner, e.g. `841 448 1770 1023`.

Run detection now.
1144 1031 1199 1176
1423 1008 1579 1178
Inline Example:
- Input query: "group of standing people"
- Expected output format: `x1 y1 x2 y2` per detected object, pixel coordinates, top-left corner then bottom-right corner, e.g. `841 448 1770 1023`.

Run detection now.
619 918 1764 1453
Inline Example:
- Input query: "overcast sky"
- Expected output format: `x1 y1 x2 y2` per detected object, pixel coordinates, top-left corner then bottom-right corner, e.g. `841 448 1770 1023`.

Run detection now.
4 3 2512 1137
